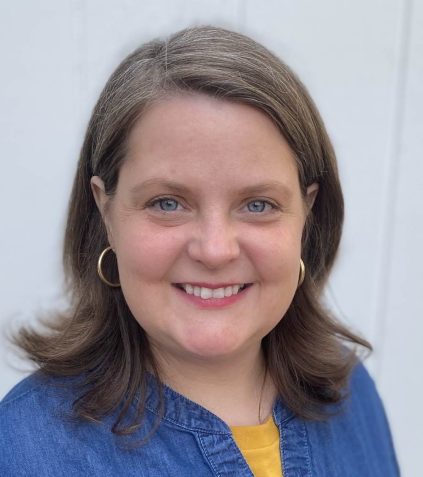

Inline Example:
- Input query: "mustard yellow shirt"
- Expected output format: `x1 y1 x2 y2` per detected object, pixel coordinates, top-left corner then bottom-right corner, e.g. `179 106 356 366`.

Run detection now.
230 416 283 477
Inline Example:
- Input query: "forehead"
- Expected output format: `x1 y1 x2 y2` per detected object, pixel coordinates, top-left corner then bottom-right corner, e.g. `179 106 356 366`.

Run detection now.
121 93 299 191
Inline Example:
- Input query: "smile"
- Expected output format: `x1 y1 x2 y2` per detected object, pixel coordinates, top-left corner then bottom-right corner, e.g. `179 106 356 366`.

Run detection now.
174 283 252 300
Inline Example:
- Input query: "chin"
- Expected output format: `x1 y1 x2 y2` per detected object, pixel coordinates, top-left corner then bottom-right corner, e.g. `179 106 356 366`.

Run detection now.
179 331 252 361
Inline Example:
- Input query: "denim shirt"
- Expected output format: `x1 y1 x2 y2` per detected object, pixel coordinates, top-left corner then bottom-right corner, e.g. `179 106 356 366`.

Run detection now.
0 362 399 476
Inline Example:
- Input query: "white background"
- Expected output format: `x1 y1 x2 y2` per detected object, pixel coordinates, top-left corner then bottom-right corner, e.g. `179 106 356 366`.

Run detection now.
0 1 422 475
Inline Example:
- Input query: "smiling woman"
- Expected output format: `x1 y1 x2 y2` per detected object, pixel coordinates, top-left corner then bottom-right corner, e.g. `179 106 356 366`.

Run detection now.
0 26 399 476
90 95 311 367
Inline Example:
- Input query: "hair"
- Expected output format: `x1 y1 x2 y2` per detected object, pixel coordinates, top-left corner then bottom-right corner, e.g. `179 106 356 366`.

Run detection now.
13 25 371 438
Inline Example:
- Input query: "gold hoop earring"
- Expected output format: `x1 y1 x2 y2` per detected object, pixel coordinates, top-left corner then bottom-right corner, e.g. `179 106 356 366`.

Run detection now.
298 259 305 287
97 246 120 287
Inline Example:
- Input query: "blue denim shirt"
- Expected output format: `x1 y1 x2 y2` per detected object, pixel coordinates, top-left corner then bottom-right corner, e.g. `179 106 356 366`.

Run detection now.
0 362 399 476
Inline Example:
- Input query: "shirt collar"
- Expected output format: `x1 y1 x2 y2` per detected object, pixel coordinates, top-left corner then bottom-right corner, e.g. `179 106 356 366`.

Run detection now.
143 372 295 433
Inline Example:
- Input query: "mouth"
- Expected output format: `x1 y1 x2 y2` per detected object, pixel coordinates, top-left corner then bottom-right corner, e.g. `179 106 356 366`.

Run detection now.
172 283 253 300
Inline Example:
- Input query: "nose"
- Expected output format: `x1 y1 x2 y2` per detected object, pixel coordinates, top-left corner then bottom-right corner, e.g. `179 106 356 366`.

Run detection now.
187 213 241 269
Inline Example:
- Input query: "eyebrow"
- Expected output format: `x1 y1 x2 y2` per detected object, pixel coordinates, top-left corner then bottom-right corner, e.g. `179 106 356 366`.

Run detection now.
129 179 294 198
130 179 191 196
236 182 294 198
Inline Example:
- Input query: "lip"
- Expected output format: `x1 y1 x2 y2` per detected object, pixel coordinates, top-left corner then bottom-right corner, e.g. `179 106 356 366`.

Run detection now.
173 282 246 289
172 283 253 309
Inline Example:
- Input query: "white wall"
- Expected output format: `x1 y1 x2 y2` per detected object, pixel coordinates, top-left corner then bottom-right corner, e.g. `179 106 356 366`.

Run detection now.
1 1 421 475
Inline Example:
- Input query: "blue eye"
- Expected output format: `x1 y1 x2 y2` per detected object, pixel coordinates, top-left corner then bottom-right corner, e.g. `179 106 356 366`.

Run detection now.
152 198 180 211
247 200 272 213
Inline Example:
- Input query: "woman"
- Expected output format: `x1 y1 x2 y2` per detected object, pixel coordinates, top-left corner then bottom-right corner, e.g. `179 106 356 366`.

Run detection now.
0 26 399 476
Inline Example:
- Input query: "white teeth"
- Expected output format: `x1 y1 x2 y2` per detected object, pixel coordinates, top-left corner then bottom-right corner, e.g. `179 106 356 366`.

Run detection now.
212 288 225 299
185 284 193 294
180 284 247 299
200 288 213 299
224 286 233 297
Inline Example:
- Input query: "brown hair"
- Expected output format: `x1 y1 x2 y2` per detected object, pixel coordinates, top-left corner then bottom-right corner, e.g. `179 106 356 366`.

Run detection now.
13 25 370 437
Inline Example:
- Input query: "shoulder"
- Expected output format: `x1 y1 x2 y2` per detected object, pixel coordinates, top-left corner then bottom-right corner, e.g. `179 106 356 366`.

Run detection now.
0 372 108 475
347 360 391 424
349 358 377 391
340 360 395 442
0 373 217 476
1 371 77 418
304 360 400 476
0 371 79 440
347 359 379 402
1 372 50 406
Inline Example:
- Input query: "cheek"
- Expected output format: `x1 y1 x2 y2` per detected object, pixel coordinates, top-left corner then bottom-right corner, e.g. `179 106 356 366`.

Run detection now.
114 223 183 281
253 236 301 327
244 224 303 281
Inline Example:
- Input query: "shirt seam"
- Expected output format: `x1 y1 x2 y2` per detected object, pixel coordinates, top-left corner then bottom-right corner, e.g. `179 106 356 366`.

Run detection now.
145 403 231 435
197 433 223 477
0 381 47 408
303 422 314 477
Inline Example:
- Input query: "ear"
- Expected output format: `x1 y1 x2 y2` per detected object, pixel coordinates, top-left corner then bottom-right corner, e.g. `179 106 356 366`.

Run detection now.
90 176 115 247
304 182 319 213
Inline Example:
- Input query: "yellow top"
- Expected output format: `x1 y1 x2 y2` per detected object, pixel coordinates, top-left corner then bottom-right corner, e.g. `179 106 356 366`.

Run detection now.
230 416 283 477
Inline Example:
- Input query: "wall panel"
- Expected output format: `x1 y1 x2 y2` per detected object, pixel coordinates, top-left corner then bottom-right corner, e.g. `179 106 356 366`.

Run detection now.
378 1 423 475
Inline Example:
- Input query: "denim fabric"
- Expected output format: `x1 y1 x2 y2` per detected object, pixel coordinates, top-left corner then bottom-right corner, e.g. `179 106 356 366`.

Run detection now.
0 362 400 476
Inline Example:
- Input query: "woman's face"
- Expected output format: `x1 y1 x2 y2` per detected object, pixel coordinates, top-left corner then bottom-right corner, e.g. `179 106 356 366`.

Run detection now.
92 93 317 363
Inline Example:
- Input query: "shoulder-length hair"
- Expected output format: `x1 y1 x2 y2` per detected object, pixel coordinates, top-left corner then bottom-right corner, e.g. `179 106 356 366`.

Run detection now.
14 25 370 437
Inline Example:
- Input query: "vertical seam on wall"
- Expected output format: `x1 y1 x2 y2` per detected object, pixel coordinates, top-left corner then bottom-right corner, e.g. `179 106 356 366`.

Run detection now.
373 0 413 380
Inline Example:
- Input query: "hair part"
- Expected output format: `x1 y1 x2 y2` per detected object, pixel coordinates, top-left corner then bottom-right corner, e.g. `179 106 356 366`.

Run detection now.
13 25 371 439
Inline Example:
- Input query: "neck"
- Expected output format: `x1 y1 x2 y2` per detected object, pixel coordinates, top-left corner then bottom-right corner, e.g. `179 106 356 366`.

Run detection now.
151 345 276 426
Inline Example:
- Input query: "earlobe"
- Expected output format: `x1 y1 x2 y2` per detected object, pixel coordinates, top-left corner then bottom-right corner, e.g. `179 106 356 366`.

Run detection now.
305 182 319 212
